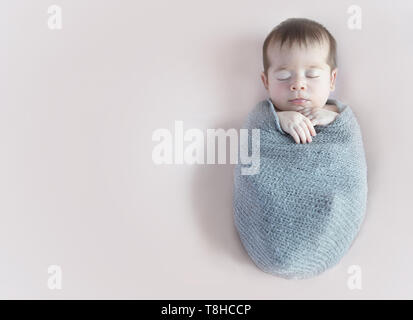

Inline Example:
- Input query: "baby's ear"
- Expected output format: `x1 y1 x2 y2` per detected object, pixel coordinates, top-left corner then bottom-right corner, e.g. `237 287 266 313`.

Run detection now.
330 68 338 91
261 71 269 90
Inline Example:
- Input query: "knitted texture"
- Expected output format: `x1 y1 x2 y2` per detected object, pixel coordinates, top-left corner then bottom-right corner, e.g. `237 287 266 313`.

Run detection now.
233 98 368 279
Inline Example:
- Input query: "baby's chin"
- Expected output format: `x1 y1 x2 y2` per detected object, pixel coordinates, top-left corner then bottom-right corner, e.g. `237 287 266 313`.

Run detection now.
281 100 326 111
276 101 314 111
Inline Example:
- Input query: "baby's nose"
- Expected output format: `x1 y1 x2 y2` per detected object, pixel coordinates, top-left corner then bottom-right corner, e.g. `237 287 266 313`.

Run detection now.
290 82 306 91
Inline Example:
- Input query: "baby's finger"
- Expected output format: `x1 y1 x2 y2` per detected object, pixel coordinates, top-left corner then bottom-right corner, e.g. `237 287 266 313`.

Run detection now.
303 117 316 136
294 125 307 144
299 122 312 143
289 130 300 144
286 126 300 144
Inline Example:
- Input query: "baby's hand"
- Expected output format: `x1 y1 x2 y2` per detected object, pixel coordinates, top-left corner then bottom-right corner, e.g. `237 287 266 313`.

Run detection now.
299 106 339 126
277 111 316 144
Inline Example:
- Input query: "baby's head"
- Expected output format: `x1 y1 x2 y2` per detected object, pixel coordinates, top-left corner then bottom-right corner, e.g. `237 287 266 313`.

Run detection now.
261 18 338 111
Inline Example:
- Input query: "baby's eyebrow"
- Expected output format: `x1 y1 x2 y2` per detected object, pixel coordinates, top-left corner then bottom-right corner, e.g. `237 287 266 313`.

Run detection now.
273 65 323 72
307 65 324 69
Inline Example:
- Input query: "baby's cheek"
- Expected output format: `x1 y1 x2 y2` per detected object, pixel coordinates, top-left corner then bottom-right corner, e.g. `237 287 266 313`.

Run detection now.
313 82 331 98
275 84 290 97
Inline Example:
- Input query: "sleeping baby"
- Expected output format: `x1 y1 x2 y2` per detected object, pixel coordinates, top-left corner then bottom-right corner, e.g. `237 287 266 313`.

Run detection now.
260 17 341 144
233 17 368 279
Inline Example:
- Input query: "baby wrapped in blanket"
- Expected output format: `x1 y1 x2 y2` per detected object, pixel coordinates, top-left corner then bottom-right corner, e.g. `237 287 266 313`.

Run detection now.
233 18 368 279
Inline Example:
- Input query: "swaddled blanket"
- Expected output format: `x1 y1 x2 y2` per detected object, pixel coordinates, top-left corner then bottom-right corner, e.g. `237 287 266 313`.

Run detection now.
233 98 368 279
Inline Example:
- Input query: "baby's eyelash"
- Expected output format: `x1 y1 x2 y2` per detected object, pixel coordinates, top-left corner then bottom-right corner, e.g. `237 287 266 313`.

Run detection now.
278 76 318 80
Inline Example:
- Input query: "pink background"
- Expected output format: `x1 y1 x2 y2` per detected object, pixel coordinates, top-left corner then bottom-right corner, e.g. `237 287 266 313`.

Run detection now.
0 0 412 298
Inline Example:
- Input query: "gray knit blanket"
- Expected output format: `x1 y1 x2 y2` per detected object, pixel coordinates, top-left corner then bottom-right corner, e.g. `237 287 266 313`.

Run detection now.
233 98 368 279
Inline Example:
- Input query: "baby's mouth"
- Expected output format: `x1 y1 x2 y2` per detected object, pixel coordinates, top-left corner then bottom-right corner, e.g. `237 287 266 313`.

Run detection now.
289 98 309 105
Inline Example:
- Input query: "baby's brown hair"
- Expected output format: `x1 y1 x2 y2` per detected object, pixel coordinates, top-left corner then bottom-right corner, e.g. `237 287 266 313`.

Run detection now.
262 18 337 76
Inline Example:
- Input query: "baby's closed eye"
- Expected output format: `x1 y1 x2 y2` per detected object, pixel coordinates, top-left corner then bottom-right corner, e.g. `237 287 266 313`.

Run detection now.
305 70 320 78
275 69 321 81
276 70 292 80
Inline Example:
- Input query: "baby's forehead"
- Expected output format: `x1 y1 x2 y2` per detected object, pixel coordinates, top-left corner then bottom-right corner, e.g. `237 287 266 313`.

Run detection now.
269 37 329 53
268 40 330 69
